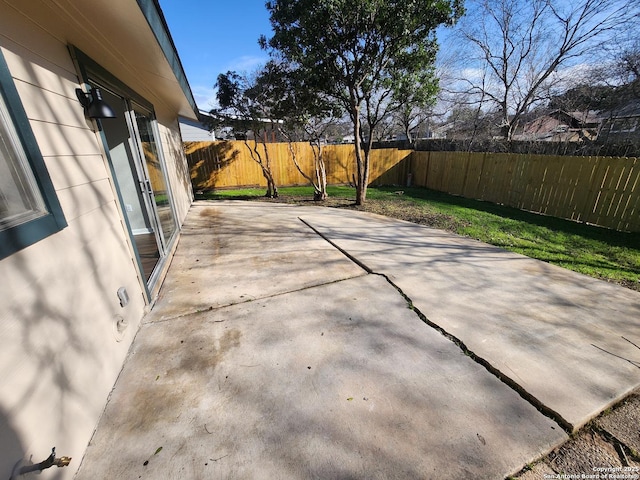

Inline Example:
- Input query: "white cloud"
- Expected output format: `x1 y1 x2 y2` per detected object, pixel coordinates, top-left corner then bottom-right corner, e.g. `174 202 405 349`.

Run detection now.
189 54 269 110
550 62 614 89
458 67 485 83
191 85 218 111
223 55 268 74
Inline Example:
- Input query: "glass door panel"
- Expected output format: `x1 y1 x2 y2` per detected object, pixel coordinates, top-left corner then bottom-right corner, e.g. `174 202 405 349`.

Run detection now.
97 86 161 282
132 105 177 248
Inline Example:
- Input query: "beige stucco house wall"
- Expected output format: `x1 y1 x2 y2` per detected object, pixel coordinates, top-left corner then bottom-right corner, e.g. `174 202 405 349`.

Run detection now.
0 1 198 478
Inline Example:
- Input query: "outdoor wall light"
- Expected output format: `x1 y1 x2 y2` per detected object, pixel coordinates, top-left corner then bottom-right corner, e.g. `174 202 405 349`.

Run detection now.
75 87 116 119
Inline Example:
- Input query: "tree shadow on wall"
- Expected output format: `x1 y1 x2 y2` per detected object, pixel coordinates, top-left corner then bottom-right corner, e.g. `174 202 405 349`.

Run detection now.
0 406 25 478
323 145 355 186
369 155 411 187
0 410 63 479
184 141 240 192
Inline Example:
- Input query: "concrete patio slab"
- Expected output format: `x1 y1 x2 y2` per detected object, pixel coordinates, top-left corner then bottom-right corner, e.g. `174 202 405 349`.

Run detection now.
76 274 565 480
151 203 366 321
75 200 640 479
301 207 640 431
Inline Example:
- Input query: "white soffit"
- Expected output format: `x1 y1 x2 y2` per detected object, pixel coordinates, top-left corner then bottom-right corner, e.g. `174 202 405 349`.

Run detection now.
5 0 198 119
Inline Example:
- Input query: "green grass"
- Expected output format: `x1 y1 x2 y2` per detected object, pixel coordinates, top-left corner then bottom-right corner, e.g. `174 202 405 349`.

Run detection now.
197 185 640 290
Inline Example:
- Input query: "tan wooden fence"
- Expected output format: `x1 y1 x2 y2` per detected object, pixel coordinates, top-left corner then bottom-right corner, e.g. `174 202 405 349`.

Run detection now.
405 151 639 232
185 140 413 189
185 141 640 232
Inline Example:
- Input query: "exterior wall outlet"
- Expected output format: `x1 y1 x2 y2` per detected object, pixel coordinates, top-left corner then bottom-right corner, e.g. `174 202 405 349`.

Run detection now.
117 287 129 307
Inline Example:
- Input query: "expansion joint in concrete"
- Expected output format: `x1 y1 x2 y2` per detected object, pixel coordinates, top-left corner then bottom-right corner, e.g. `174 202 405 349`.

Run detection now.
147 276 369 324
300 217 575 435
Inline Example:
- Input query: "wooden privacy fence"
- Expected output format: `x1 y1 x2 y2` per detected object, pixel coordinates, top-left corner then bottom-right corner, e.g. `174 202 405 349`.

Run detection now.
185 140 413 189
406 151 639 232
185 141 640 232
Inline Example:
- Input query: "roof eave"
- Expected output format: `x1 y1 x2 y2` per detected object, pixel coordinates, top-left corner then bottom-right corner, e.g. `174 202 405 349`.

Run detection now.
137 0 199 119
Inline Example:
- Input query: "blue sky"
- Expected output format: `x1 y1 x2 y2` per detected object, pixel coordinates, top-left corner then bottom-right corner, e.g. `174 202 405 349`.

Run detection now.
159 0 273 110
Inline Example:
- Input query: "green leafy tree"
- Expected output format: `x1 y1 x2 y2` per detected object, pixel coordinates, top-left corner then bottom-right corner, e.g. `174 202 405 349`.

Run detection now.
393 73 439 146
213 69 280 197
262 0 463 204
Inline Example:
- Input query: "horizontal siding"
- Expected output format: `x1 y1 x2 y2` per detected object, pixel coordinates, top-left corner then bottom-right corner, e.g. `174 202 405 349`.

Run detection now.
1 200 146 468
0 3 193 478
180 121 214 142
0 8 71 67
43 154 110 191
157 117 193 226
13 78 87 128
0 39 79 97
55 178 115 222
28 121 102 157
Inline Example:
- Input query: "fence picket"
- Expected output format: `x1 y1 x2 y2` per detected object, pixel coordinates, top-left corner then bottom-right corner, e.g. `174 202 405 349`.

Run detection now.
185 141 639 232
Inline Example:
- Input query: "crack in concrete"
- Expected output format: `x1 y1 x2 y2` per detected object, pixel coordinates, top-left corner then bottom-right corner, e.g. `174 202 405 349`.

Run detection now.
145 273 368 324
300 217 574 435
382 275 574 434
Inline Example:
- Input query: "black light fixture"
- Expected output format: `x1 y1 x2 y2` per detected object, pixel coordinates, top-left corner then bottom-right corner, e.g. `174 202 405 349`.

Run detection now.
75 87 116 119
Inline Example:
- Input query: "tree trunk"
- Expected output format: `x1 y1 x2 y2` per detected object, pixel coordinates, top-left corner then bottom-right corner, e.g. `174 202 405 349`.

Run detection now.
263 169 273 197
501 122 513 141
261 168 278 198
312 142 328 201
287 137 326 200
405 123 413 148
269 178 278 198
359 134 373 205
261 142 277 197
313 190 327 201
246 138 278 198
353 116 366 205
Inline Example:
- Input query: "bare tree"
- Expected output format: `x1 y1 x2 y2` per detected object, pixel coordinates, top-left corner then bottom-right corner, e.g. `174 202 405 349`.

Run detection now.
393 104 431 146
615 42 640 98
256 61 343 201
453 0 639 140
282 116 335 200
279 111 342 201
370 114 395 143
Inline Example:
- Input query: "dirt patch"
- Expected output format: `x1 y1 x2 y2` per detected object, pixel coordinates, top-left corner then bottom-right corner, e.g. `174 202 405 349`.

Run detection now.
251 194 470 231
596 395 640 457
172 328 242 375
512 392 640 479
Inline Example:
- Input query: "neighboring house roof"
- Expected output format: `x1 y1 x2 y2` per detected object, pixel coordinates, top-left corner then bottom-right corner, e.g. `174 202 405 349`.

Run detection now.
598 100 640 138
180 112 216 142
430 122 455 138
564 110 600 126
517 110 599 142
600 100 640 119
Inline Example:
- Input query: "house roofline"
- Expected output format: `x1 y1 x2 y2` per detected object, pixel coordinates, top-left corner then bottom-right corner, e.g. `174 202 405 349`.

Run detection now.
137 0 199 117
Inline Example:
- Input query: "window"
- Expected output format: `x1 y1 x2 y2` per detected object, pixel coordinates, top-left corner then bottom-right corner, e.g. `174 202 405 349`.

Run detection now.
0 51 66 259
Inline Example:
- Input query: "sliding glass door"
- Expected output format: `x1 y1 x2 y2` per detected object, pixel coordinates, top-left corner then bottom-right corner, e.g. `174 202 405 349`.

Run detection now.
132 103 176 247
96 84 176 289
